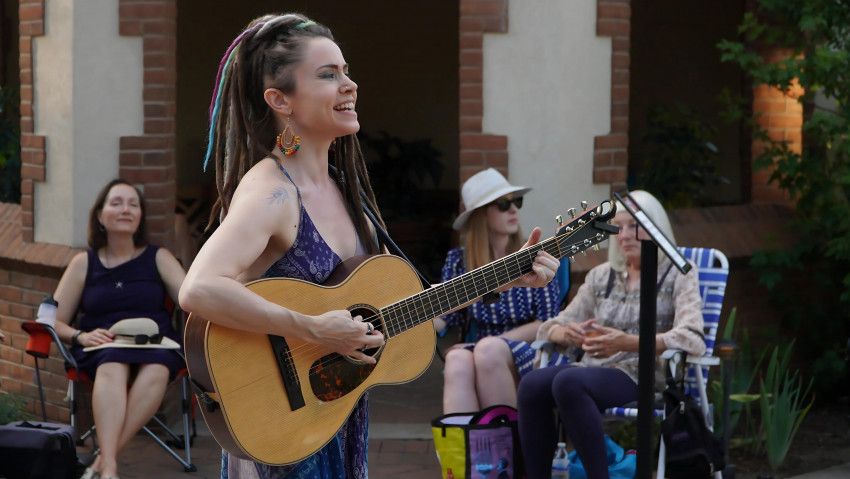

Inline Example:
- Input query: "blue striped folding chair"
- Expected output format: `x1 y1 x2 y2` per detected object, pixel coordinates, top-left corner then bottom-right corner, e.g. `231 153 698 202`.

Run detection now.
536 247 729 479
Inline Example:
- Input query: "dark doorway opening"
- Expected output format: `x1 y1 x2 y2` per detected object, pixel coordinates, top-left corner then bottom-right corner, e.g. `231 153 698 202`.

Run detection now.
176 1 459 278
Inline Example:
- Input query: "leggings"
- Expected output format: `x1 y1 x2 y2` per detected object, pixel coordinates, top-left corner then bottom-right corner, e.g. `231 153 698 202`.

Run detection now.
517 365 637 479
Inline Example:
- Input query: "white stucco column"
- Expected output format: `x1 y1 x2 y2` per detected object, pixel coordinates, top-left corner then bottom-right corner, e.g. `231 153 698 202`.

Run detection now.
33 0 143 246
483 0 612 235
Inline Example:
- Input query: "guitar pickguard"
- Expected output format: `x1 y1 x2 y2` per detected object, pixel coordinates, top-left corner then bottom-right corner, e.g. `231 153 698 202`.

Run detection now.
309 352 378 401
308 303 383 402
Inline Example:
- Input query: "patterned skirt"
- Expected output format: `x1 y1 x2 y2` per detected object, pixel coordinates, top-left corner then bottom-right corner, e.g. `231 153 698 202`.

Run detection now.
221 395 369 479
464 338 570 377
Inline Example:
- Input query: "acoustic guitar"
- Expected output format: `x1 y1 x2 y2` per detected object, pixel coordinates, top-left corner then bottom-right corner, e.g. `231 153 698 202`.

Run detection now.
184 201 618 465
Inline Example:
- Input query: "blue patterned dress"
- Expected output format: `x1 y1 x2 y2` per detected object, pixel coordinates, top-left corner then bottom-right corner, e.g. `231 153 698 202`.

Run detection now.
440 247 567 376
222 164 368 479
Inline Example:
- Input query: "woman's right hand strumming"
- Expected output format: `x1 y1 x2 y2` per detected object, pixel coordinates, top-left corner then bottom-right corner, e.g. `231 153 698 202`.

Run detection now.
303 310 385 364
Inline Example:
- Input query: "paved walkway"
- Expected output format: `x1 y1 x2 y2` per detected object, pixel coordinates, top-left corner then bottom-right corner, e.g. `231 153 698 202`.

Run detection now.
80 348 850 479
787 463 850 479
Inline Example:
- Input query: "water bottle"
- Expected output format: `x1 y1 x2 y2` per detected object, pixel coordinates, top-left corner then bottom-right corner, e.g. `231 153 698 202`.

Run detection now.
36 295 58 328
551 441 570 479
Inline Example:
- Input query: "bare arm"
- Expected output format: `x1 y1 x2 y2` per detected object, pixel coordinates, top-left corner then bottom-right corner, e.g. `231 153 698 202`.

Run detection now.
52 252 88 343
179 171 309 335
155 247 186 304
179 165 383 362
499 320 541 342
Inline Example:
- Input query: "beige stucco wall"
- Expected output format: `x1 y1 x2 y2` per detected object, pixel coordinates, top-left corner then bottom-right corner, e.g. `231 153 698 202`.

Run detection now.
34 0 143 246
483 0 612 236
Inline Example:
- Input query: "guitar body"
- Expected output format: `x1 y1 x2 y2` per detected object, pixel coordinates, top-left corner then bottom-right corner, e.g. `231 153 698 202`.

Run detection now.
184 254 435 465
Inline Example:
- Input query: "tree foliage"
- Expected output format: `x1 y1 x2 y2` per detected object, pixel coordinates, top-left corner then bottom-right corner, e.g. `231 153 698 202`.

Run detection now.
0 86 21 203
718 1 850 396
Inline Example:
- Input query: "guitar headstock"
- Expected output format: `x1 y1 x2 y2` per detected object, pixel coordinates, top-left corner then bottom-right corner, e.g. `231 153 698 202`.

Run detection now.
553 200 619 260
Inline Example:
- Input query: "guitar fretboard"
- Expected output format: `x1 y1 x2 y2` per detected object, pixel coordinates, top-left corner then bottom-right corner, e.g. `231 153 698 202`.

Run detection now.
379 230 599 337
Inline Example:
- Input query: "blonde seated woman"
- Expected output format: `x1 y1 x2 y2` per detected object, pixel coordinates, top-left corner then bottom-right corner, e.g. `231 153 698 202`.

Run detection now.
434 168 566 414
516 190 705 479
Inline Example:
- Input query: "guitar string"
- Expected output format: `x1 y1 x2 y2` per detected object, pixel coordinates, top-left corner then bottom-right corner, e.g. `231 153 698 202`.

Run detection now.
278 227 605 372
282 236 558 364
286 246 546 373
273 229 607 374
222 206 609 373
282 227 601 374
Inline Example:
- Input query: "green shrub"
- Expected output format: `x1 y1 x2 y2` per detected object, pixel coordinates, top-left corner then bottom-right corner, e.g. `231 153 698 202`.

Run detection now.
0 392 33 424
759 342 814 472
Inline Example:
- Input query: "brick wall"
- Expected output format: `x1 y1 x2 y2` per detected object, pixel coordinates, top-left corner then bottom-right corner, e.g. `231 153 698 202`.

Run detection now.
118 0 178 249
593 0 630 192
4 0 179 421
18 0 46 243
458 0 630 190
751 49 800 204
0 203 77 421
458 0 510 183
0 265 67 420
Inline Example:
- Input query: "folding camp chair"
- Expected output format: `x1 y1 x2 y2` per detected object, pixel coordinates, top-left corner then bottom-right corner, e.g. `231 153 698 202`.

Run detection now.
536 247 729 479
22 308 198 473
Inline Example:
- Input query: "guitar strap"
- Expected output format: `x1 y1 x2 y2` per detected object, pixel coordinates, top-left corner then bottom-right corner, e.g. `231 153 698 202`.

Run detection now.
329 164 432 289
186 168 435 409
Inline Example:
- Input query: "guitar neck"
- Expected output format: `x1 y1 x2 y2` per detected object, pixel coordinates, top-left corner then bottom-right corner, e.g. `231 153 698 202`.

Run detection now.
380 236 564 338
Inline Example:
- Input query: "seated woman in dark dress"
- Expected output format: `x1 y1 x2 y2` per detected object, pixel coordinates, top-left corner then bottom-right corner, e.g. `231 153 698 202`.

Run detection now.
50 179 186 479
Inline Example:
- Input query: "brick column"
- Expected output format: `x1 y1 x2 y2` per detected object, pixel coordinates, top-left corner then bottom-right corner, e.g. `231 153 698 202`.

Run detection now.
118 0 177 249
18 0 46 243
458 0 510 183
459 0 628 191
593 0 630 192
751 49 799 204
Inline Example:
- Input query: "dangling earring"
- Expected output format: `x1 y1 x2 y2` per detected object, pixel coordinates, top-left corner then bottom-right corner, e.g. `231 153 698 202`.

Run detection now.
276 116 301 156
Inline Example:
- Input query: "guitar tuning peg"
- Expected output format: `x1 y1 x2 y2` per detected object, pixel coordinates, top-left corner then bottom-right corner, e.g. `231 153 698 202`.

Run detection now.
581 201 589 210
592 244 600 252
567 208 577 219
568 257 576 264
581 250 587 256
555 215 564 227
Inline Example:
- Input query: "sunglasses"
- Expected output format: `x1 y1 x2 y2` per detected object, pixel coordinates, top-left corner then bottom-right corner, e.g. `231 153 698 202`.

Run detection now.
118 334 163 345
490 196 524 212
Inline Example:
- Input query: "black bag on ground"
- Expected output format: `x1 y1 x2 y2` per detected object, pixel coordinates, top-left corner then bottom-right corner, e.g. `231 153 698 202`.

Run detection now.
0 421 77 479
661 385 725 478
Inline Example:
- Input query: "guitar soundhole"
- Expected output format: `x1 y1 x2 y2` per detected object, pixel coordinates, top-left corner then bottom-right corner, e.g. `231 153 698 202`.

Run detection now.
308 304 383 402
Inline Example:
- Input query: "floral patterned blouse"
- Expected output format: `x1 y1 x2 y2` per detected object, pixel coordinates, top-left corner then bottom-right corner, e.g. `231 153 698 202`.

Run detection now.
536 257 705 387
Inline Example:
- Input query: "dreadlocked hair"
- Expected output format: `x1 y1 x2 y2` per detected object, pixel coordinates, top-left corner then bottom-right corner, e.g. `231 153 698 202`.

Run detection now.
204 13 385 254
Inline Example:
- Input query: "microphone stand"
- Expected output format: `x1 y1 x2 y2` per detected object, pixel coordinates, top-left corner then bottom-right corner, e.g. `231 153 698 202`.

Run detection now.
636 240 658 479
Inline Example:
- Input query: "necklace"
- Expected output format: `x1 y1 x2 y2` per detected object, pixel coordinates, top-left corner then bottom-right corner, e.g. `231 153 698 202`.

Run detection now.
104 248 139 289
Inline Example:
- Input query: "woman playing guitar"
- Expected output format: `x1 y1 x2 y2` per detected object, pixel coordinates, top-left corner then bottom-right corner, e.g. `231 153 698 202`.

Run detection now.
178 13 559 479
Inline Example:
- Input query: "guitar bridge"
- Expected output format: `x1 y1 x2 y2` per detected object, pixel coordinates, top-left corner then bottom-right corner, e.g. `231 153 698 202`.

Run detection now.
268 335 305 411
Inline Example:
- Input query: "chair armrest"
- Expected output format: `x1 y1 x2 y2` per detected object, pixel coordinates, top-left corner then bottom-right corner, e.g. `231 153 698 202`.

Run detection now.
685 356 720 367
661 349 685 361
661 349 720 367
531 340 555 353
530 340 555 369
22 322 78 369
43 325 77 369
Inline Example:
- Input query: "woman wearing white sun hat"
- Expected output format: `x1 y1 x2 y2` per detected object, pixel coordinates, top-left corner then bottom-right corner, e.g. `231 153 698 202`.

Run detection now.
435 168 568 414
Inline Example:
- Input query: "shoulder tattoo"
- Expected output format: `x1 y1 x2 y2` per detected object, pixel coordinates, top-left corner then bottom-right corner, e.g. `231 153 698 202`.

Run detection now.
267 187 289 206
